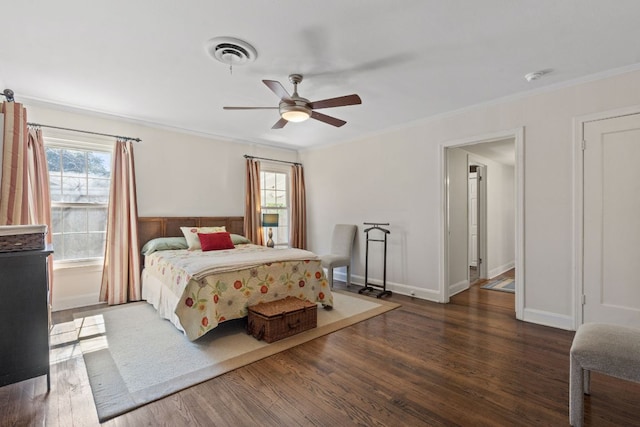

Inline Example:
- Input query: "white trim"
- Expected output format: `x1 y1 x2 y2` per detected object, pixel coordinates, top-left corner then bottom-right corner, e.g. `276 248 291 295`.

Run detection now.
515 127 525 321
488 261 516 280
42 133 115 152
259 161 291 174
440 127 524 319
522 308 574 331
333 271 441 302
572 104 640 330
573 116 584 331
449 279 470 297
439 142 450 303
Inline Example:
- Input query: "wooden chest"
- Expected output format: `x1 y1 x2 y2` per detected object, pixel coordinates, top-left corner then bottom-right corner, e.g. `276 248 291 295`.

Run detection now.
247 296 317 343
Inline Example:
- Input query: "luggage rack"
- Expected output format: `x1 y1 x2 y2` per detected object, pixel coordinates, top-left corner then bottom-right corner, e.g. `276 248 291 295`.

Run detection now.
359 222 392 298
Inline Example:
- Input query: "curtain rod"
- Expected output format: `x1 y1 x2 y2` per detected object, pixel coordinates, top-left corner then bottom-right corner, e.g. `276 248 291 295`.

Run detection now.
1 89 15 102
27 122 142 143
243 154 301 166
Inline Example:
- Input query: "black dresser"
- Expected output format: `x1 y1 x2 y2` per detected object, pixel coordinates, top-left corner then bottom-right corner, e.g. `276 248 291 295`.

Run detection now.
0 245 53 390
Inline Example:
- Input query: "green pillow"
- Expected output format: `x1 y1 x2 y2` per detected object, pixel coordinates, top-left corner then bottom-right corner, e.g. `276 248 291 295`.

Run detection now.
141 237 188 255
230 234 251 245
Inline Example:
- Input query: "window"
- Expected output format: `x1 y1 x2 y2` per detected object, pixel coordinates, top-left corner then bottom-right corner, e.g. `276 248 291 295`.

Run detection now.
260 169 289 247
46 142 112 262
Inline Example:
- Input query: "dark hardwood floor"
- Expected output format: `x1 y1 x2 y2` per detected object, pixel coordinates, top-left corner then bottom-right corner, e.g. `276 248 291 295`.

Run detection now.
2 274 640 426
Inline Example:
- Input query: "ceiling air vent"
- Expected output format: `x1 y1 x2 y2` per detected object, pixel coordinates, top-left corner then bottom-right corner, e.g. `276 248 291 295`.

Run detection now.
205 37 257 70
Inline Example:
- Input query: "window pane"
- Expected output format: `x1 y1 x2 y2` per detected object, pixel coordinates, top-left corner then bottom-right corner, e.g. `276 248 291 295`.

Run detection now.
87 151 111 178
52 234 63 258
88 208 107 232
62 207 87 233
276 226 288 243
278 211 289 227
63 233 89 259
87 233 106 258
46 147 61 172
273 190 286 207
275 173 286 190
264 172 276 190
61 175 86 202
87 178 110 202
62 150 87 174
49 174 62 202
264 190 276 206
51 207 62 234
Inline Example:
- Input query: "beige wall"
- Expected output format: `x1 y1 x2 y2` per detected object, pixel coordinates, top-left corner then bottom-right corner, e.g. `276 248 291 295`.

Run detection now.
301 69 640 330
33 67 640 329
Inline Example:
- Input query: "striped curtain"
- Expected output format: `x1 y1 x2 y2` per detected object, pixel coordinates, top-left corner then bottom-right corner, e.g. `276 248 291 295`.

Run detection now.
26 128 52 237
100 140 141 305
244 158 264 245
26 127 54 292
0 102 29 224
290 164 307 249
0 105 54 291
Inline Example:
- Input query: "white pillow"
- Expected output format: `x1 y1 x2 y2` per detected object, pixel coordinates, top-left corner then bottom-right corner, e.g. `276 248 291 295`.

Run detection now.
180 226 226 250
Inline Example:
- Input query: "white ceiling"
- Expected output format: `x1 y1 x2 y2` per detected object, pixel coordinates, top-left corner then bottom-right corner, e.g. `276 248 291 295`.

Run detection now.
2 1 640 150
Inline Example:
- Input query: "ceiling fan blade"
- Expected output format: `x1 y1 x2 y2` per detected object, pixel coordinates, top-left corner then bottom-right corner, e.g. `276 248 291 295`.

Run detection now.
310 111 346 127
309 94 362 110
263 80 293 103
223 106 279 110
272 118 289 129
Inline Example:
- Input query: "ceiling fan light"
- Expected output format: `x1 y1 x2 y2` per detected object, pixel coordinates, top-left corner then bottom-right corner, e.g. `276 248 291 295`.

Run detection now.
280 105 311 122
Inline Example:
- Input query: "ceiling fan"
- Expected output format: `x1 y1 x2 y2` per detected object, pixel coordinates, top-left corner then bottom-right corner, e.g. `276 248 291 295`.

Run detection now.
223 74 362 129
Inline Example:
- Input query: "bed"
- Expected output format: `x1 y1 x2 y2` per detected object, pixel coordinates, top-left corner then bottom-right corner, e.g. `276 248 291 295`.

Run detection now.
138 216 333 341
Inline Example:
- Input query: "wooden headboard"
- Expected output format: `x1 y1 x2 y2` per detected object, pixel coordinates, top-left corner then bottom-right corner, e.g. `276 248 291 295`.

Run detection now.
137 216 244 249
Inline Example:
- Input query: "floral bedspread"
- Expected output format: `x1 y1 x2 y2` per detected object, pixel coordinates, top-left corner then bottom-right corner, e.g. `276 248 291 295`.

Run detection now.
143 244 333 340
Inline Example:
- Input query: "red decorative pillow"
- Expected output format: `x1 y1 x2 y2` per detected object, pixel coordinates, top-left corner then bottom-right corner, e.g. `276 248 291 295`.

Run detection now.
197 232 235 251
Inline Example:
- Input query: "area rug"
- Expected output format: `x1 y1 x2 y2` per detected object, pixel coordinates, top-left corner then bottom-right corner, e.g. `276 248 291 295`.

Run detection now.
74 291 399 422
481 277 515 293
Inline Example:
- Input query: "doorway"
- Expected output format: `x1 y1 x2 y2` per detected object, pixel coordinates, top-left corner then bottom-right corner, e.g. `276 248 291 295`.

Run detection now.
440 128 524 320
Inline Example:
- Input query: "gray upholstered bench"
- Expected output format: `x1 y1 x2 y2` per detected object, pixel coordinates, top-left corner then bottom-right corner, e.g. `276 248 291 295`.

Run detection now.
569 323 640 426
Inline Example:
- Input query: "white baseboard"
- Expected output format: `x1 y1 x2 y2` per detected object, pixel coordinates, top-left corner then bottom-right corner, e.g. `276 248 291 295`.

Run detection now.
448 279 469 297
333 271 441 302
332 270 575 331
488 260 515 279
522 307 574 331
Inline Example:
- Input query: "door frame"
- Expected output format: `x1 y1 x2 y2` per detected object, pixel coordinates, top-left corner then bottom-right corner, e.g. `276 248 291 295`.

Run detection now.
573 105 640 329
439 127 524 320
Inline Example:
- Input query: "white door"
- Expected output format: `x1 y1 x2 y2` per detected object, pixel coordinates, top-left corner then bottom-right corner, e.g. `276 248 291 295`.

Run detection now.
583 113 640 326
468 171 478 268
